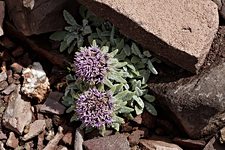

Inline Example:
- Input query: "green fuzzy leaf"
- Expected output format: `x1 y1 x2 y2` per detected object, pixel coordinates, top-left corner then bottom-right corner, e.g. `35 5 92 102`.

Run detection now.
147 60 158 75
70 114 79 122
139 69 150 84
68 40 76 54
131 43 142 57
135 87 144 96
144 94 155 103
144 102 157 116
131 56 140 64
99 125 106 136
103 78 114 88
133 95 144 108
135 105 144 115
114 90 130 100
110 26 115 46
50 31 67 41
123 44 131 56
63 10 78 26
66 74 75 81
109 49 119 57
118 106 134 114
77 37 84 48
66 34 75 45
136 62 145 69
101 46 109 53
60 41 69 52
112 115 125 124
62 96 74 107
66 105 75 113
114 62 127 68
111 123 120 131
116 49 127 60
116 39 124 50
124 113 134 120
108 72 127 83
143 51 151 57
82 26 92 35
82 19 88 26
113 84 124 94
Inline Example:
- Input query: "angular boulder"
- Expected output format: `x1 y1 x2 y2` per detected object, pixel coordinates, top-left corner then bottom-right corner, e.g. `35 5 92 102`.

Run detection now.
4 0 78 35
148 26 225 139
78 0 219 73
3 85 33 135
83 134 130 150
0 1 4 36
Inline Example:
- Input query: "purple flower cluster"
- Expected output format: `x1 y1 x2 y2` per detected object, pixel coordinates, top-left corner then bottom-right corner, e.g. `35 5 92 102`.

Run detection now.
74 46 109 84
76 88 113 128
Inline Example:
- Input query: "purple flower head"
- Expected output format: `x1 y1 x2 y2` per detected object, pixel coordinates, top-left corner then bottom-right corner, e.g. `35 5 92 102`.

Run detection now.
76 88 113 128
74 46 109 84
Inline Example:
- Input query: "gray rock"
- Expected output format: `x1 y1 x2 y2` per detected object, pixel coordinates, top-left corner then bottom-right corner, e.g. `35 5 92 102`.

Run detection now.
0 81 8 91
40 95 66 115
139 139 183 150
6 132 19 149
78 0 219 73
22 120 46 141
4 0 78 36
0 131 7 140
74 128 84 150
0 72 7 83
2 83 17 95
3 85 33 135
0 1 4 36
83 134 130 150
149 59 225 138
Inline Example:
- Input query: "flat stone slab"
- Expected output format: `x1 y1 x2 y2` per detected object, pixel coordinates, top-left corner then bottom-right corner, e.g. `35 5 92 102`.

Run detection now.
3 85 33 135
79 0 219 73
148 27 225 139
83 134 130 150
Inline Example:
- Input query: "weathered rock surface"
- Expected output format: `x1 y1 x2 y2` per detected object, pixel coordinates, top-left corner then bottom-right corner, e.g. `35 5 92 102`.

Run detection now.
39 91 65 115
2 83 17 95
139 139 183 150
83 134 130 150
212 0 225 20
6 132 19 149
0 1 4 36
3 85 33 135
21 62 50 103
173 138 206 149
23 120 46 141
5 0 78 36
148 26 225 139
79 0 219 73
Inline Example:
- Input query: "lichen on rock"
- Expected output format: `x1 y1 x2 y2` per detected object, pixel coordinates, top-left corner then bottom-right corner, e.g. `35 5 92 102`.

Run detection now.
21 62 50 103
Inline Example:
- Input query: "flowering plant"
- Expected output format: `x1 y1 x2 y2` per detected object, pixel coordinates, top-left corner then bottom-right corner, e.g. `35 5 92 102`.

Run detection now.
51 6 159 134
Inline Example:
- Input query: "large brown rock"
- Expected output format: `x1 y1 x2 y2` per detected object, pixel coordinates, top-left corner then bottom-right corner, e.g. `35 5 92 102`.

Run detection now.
78 0 219 73
0 1 4 36
83 134 130 150
3 85 33 135
148 26 225 139
5 0 78 36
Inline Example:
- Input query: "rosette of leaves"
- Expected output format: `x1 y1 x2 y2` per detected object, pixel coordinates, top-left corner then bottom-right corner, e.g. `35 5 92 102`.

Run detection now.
62 41 157 133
